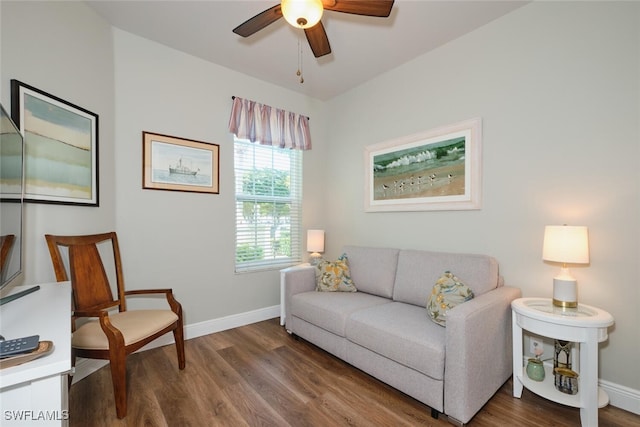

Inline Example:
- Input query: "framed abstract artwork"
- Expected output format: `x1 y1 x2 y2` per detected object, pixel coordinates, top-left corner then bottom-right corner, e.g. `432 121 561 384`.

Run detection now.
11 80 99 206
142 131 219 194
364 118 482 212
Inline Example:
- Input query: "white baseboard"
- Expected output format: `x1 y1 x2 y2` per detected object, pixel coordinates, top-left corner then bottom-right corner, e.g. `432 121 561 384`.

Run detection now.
599 379 640 415
71 358 109 383
71 304 280 384
73 306 639 417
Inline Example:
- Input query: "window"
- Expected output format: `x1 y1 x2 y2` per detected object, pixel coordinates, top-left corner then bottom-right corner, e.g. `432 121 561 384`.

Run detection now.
234 138 303 272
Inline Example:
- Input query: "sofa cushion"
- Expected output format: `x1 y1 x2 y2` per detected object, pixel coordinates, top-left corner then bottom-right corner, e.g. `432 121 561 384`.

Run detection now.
345 302 446 380
427 271 474 326
290 291 391 337
393 250 499 306
342 246 400 298
315 253 357 292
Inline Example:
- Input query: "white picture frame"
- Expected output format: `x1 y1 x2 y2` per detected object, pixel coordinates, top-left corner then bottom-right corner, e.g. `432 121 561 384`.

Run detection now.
364 118 482 212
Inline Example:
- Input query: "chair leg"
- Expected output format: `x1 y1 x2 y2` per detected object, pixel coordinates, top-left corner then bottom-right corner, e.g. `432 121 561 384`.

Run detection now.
109 350 128 419
173 325 186 370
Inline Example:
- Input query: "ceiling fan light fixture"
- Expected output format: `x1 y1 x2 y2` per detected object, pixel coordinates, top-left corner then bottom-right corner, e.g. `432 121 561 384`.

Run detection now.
281 0 324 29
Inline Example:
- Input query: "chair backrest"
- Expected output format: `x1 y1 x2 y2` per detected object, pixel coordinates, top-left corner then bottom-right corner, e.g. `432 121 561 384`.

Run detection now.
45 232 126 312
0 234 15 276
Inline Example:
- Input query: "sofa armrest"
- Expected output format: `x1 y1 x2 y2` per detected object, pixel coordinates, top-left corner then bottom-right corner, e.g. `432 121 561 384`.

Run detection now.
444 285 522 424
282 265 315 330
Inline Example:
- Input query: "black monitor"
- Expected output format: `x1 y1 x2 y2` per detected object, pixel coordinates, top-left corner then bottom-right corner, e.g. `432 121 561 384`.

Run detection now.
0 102 25 299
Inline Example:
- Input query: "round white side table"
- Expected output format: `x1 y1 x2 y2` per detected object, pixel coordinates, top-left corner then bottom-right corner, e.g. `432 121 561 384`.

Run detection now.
511 297 614 427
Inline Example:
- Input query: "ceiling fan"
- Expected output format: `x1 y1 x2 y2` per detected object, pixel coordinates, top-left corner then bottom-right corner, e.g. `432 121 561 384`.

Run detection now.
233 0 395 58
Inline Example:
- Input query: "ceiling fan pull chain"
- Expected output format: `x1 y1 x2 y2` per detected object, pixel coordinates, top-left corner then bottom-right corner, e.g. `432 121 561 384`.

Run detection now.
297 35 304 84
296 37 301 78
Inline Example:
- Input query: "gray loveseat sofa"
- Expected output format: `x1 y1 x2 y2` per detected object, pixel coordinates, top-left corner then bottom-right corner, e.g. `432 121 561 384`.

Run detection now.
282 246 521 425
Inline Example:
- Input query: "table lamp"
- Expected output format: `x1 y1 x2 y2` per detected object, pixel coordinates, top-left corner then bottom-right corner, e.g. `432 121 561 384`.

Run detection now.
542 225 589 308
307 229 324 265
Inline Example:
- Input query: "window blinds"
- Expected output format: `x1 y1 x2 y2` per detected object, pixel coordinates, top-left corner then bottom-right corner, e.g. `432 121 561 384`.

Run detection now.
234 138 303 272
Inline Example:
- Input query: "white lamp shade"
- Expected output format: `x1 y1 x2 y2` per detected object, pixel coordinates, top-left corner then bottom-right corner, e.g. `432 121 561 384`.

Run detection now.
281 0 324 29
542 225 589 264
307 229 325 253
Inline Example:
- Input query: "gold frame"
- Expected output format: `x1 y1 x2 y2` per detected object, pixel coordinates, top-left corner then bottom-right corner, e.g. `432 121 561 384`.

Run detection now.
142 132 219 194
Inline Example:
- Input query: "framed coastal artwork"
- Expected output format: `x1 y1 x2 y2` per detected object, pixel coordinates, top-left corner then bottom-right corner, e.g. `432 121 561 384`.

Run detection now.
364 118 482 212
142 131 219 194
11 80 99 206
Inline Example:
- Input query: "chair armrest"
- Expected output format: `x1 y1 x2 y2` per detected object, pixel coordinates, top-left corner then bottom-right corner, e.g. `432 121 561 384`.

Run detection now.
282 265 315 330
124 288 173 296
71 309 126 346
444 285 522 424
123 288 182 316
73 308 111 318
73 299 120 318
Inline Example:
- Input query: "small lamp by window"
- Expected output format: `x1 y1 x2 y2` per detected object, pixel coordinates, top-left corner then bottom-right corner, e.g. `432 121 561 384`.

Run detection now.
542 225 589 308
307 229 324 265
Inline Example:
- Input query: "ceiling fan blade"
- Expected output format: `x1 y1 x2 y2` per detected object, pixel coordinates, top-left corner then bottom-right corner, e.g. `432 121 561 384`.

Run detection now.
324 0 394 17
233 4 283 37
305 22 331 58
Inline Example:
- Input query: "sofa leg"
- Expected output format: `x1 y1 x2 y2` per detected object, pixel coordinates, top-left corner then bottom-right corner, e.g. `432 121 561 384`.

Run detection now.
446 415 465 427
430 408 439 419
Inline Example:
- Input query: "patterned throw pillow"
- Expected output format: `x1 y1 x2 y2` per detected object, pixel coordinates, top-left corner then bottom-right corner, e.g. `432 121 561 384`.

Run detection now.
427 271 474 326
316 253 358 292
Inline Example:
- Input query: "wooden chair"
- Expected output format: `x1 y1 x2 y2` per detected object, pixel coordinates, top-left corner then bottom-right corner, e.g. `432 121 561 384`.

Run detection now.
45 232 185 419
0 234 15 277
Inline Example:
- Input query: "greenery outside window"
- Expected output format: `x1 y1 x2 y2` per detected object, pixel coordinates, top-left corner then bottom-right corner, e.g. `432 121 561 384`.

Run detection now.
234 138 303 272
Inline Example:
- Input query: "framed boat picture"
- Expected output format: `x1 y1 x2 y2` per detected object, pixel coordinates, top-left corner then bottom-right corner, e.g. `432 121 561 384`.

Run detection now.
142 131 219 194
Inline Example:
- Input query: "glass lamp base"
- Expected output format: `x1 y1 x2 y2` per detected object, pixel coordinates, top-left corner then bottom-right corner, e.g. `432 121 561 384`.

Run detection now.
309 252 322 266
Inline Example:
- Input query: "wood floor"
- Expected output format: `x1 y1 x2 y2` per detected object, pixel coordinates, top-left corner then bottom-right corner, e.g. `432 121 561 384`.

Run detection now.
69 318 639 427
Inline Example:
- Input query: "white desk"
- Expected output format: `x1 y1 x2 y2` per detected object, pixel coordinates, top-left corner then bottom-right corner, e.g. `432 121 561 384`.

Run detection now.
511 297 614 427
0 282 71 426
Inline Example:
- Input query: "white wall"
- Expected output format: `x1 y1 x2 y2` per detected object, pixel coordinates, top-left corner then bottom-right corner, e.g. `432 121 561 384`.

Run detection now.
0 1 116 286
2 0 638 410
324 1 639 394
111 29 327 324
1 1 327 327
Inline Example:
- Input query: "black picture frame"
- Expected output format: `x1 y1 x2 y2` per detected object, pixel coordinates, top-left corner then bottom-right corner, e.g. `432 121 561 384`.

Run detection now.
11 80 99 206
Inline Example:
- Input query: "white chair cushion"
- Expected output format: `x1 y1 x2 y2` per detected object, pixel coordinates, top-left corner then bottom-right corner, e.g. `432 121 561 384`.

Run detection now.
72 310 178 350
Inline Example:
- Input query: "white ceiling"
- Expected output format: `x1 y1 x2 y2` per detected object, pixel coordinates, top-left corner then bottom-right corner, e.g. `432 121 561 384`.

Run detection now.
86 0 528 101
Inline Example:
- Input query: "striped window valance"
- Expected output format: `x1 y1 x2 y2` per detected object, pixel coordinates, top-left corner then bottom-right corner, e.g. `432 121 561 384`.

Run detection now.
228 97 311 150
